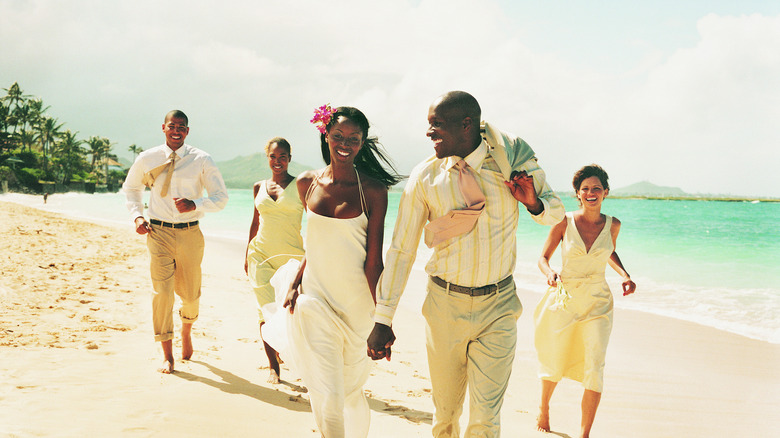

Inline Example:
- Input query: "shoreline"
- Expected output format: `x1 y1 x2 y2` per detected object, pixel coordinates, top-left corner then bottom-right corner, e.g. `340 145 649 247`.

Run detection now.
2 201 779 437
2 192 778 346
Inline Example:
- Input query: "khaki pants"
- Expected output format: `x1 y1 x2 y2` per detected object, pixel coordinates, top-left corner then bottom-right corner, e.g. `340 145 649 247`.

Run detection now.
147 224 204 342
423 277 522 438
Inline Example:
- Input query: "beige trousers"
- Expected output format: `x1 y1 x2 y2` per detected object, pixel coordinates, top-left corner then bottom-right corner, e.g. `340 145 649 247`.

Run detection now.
147 224 204 342
423 277 522 438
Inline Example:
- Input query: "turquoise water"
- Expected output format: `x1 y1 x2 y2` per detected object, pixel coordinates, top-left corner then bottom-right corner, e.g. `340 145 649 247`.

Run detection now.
3 190 778 343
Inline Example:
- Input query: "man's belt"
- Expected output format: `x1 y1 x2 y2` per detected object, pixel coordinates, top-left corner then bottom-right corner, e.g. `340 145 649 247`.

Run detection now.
150 219 199 229
430 275 513 296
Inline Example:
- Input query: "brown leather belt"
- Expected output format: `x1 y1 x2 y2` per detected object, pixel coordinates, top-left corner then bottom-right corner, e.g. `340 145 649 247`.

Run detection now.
430 275 513 296
150 219 199 229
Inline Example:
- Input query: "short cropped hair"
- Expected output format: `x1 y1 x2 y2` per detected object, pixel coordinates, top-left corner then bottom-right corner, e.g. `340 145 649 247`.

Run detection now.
264 137 291 155
572 164 610 192
165 109 188 126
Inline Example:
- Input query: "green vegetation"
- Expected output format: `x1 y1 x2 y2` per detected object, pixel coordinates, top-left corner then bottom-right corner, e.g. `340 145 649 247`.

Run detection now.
0 81 127 194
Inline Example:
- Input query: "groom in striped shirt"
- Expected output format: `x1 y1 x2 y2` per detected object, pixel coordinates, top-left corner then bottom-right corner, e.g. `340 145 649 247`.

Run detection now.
368 91 564 437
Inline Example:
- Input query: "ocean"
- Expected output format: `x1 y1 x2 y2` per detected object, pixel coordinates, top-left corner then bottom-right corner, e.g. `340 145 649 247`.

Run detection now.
3 190 778 344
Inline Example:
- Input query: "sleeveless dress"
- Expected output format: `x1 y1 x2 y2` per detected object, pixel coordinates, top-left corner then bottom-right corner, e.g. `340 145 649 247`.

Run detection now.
533 212 614 392
265 169 375 438
246 178 304 324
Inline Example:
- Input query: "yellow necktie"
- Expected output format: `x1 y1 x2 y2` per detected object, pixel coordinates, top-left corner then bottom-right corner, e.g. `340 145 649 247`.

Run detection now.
141 152 176 197
159 152 176 197
424 160 486 247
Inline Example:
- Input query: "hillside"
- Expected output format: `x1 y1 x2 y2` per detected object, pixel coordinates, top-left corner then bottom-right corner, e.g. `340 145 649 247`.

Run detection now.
216 153 312 189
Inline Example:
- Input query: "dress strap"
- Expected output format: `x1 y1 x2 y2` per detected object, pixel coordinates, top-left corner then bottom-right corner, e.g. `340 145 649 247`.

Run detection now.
355 167 369 219
304 170 324 204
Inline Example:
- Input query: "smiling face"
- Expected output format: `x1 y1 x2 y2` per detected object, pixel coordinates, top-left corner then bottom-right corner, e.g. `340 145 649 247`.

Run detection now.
426 101 472 159
325 116 364 164
162 115 189 150
266 142 290 176
577 176 609 208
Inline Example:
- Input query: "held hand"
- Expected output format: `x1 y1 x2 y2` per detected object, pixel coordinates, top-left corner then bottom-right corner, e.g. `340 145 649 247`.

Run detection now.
504 171 542 213
283 282 302 313
134 217 152 235
173 197 196 213
622 278 636 296
546 271 561 287
367 323 396 361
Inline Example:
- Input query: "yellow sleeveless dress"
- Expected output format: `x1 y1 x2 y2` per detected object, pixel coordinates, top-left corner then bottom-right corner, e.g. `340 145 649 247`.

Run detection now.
246 178 304 324
534 212 614 392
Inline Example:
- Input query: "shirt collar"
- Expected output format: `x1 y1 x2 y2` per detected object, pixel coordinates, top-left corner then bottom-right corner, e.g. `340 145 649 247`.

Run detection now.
444 140 488 171
163 144 187 158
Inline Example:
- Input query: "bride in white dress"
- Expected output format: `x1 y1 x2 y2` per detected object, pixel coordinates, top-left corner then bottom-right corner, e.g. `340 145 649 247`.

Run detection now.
264 105 401 438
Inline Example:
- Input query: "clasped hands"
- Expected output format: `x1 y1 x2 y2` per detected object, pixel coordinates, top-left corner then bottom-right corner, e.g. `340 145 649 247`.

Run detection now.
367 323 395 361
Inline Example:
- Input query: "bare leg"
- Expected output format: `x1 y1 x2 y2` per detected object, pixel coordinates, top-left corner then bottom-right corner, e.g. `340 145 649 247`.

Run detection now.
181 322 193 360
537 379 558 432
260 322 281 383
580 389 602 438
160 340 174 374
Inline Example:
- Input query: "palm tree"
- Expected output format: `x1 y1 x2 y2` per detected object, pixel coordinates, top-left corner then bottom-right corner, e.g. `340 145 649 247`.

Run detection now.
2 82 32 138
0 103 11 152
101 140 115 185
36 116 64 175
18 129 36 152
86 136 107 169
53 130 84 184
128 143 143 159
86 136 115 184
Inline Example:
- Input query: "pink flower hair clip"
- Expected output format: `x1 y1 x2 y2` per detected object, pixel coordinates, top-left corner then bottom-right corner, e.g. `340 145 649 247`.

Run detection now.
311 103 337 134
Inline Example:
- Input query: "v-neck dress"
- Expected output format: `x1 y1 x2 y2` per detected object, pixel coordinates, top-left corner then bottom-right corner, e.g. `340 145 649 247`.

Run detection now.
246 178 304 324
533 212 614 392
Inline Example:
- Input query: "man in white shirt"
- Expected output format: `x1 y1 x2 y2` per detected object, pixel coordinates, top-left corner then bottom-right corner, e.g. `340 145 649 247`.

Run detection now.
123 110 228 373
367 91 564 437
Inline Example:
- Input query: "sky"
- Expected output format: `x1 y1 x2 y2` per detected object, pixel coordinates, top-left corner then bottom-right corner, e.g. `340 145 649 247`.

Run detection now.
1 0 779 196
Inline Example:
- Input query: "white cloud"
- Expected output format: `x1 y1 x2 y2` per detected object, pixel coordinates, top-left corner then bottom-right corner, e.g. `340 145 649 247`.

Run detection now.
1 1 778 196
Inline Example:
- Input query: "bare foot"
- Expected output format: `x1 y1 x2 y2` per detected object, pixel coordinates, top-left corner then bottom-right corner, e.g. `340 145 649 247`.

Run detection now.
160 340 175 374
158 359 174 374
537 407 551 432
261 338 281 382
181 323 193 360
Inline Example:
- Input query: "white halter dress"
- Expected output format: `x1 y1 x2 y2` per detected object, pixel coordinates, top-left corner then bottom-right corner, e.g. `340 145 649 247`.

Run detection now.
265 169 374 438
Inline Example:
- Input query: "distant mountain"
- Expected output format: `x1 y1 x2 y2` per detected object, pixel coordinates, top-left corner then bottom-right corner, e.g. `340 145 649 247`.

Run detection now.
611 181 687 197
216 153 313 189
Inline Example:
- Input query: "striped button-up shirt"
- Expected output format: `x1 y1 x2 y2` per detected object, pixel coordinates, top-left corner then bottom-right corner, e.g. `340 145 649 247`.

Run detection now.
375 139 564 325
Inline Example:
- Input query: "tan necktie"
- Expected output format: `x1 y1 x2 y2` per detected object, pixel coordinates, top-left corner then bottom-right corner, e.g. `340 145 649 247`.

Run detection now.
141 152 176 197
424 160 486 247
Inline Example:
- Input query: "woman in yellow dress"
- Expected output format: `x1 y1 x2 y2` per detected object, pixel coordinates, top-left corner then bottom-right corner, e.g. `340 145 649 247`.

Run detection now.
534 164 636 438
244 137 304 383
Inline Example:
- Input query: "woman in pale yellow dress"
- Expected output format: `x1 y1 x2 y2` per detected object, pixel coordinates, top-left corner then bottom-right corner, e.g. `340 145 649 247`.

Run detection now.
534 164 636 438
244 137 304 383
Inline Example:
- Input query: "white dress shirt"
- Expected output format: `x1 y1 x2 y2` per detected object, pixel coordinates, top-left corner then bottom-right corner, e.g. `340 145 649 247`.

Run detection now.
123 144 228 223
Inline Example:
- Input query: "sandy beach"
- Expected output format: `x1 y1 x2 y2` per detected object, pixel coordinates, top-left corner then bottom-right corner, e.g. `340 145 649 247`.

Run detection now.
1 200 778 437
